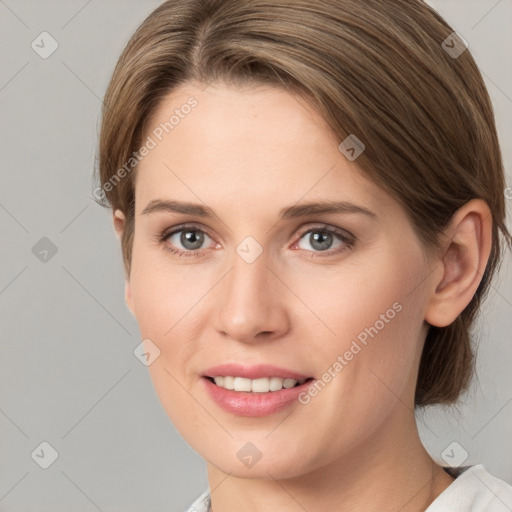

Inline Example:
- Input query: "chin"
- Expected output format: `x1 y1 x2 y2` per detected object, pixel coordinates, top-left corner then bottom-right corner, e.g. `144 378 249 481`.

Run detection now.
200 437 319 480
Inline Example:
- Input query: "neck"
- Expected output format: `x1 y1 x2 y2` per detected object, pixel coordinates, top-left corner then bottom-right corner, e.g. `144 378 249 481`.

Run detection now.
205 405 454 512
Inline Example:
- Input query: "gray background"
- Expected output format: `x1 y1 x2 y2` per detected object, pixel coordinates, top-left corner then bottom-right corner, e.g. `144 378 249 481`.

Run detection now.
0 1 511 510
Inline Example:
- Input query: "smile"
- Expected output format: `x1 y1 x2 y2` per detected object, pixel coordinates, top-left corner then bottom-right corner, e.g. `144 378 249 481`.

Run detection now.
206 376 312 392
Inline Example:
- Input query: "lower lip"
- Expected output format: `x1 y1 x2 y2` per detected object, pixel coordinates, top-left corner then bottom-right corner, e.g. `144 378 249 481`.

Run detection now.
201 377 315 417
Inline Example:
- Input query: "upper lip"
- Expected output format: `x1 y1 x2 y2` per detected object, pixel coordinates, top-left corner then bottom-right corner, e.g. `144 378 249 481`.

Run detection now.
202 363 313 381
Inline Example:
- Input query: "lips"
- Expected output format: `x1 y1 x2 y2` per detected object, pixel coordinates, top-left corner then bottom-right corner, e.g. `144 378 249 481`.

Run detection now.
202 374 316 416
200 364 316 416
202 363 313 381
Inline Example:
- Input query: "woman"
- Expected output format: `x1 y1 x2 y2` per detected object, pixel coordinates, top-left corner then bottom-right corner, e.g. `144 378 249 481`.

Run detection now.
94 0 512 510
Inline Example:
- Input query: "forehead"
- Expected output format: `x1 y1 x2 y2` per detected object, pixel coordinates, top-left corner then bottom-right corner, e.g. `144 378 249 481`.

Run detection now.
134 81 384 217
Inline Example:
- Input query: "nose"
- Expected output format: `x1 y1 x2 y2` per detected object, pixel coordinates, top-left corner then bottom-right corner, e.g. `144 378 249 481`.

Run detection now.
214 245 290 344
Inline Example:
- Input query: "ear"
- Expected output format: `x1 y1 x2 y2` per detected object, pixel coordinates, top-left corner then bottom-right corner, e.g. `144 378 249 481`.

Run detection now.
113 208 125 240
425 199 493 327
113 209 134 316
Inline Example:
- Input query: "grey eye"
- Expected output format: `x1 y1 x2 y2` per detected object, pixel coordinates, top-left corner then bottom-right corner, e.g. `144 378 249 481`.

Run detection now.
168 229 212 251
297 230 345 252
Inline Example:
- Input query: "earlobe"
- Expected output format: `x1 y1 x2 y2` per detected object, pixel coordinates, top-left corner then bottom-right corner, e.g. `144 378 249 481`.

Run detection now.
113 209 134 315
425 199 492 328
113 209 126 240
125 279 135 316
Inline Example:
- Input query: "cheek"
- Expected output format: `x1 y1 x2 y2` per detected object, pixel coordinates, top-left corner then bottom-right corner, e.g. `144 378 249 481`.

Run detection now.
289 256 426 453
128 245 218 408
287 243 424 346
128 250 207 430
129 239 212 337
296 244 426 395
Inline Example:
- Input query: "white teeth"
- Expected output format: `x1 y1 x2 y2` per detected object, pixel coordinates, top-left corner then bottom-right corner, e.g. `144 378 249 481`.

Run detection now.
214 376 225 387
233 377 252 392
211 376 307 392
283 378 299 389
269 377 284 391
251 377 271 393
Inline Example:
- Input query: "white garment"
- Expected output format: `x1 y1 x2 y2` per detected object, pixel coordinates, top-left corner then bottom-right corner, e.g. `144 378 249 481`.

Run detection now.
184 465 512 512
425 465 512 511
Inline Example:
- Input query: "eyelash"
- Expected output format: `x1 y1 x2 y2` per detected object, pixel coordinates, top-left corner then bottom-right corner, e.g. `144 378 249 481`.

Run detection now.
156 223 356 259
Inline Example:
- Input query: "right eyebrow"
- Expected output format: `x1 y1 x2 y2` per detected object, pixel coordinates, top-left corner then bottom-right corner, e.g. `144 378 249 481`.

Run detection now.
141 199 213 217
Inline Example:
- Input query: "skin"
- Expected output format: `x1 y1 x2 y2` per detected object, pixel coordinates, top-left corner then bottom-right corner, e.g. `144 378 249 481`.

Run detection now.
113 81 492 511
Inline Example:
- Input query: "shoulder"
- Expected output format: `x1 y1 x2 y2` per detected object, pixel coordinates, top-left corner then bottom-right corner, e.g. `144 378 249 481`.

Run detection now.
184 488 211 512
427 464 512 511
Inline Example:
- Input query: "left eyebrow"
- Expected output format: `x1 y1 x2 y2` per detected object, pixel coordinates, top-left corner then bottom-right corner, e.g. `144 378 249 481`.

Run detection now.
140 199 377 220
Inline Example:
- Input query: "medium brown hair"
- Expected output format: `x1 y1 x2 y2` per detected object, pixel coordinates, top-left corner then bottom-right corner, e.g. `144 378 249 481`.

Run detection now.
94 0 511 406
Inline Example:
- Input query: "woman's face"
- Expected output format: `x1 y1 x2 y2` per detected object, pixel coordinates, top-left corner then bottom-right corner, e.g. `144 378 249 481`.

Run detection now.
122 81 437 478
